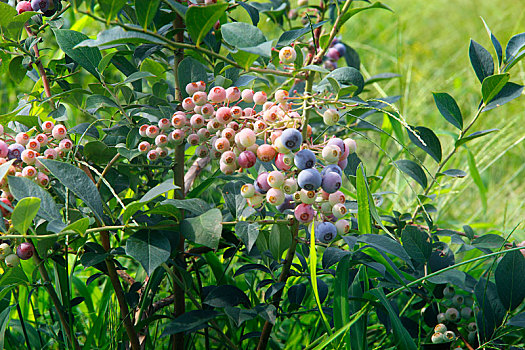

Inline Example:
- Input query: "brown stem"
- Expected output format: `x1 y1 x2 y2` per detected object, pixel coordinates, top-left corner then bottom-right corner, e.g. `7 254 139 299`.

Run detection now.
96 153 120 189
256 220 299 350
100 231 141 350
24 26 54 109
171 8 187 350
32 252 81 350
184 157 210 195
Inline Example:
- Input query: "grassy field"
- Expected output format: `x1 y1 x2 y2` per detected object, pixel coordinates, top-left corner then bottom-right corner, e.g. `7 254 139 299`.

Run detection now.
337 0 525 239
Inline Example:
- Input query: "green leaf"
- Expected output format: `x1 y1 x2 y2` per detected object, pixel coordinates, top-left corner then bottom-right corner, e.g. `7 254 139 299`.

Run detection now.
269 224 291 260
439 169 467 178
204 285 251 308
508 312 525 328
221 181 254 219
495 249 525 311
186 2 228 46
235 221 260 253
319 67 364 96
357 234 413 269
505 32 525 63
467 150 487 212
299 65 330 73
277 21 327 47
340 2 392 26
224 307 257 327
54 29 102 79
98 0 126 23
394 159 427 189
140 179 180 203
11 197 40 235
472 234 505 249
40 159 105 223
401 226 432 265
60 218 90 236
475 278 506 342
161 310 220 337
369 289 417 350
85 95 119 110
469 39 494 83
8 56 26 84
238 2 259 26
181 208 222 249
0 305 12 350
407 126 442 163
481 17 503 66
0 159 15 182
178 57 208 98
135 0 160 29
481 73 510 103
125 230 171 275
356 164 372 234
8 176 62 225
456 128 499 147
432 92 463 130
482 82 524 111
333 255 352 345
0 3 37 39
84 141 118 164
222 22 267 49
75 26 165 48
162 199 211 216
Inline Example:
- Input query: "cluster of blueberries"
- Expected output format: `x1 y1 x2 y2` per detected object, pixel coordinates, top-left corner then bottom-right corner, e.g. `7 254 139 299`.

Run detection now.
138 80 357 244
429 285 478 348
15 0 57 17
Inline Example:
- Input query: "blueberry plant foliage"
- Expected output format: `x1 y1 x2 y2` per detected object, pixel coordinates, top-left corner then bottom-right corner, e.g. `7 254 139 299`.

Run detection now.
0 0 524 349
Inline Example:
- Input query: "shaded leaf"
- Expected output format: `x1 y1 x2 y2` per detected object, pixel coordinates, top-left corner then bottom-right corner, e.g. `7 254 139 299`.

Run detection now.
394 159 428 189
432 92 463 130
269 224 292 260
401 226 432 265
495 249 525 310
135 0 161 29
505 32 525 63
456 128 499 147
481 73 510 104
181 209 222 249
54 29 102 79
236 221 260 253
407 126 442 163
186 3 228 46
161 310 219 337
483 82 524 111
469 39 494 83
277 21 327 47
204 285 251 308
125 230 171 276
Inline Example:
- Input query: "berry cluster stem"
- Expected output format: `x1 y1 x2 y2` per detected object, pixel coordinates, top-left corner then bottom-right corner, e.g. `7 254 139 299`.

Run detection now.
301 72 316 140
171 8 187 350
256 219 300 350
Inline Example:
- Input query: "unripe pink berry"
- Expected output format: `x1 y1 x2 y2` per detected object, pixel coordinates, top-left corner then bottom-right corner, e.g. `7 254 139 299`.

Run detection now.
139 124 149 137
22 166 37 178
267 188 285 205
200 103 214 117
221 128 235 141
279 46 297 64
59 138 73 151
195 145 209 158
295 203 314 223
267 170 285 188
0 141 8 158
220 151 236 165
275 89 289 104
241 184 256 198
158 118 171 130
16 1 33 14
226 86 241 102
21 149 37 165
44 148 57 160
138 141 151 153
197 128 210 141
52 125 67 140
187 133 199 146
190 114 205 128
257 144 277 162
344 138 357 153
155 134 168 147
335 219 350 234
328 191 346 205
216 107 232 124
254 120 267 133
171 114 187 128
241 89 254 103
15 132 30 146
243 107 256 116
35 134 48 147
192 91 208 106
326 47 341 61
186 82 200 96
147 150 158 161
238 129 256 148
169 130 185 144
237 151 256 168
213 137 230 152
146 125 160 138
253 91 267 105
208 86 227 103
182 97 196 111
219 160 236 174
42 120 54 132
282 178 298 194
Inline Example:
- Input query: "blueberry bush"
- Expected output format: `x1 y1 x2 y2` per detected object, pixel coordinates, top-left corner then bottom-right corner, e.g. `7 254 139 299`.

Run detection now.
0 0 525 349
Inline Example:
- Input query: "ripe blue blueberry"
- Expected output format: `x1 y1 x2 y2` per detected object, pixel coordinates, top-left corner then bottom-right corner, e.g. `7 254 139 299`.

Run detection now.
316 222 337 243
280 128 303 150
254 172 271 194
31 0 49 12
8 143 25 160
297 168 322 191
321 164 342 177
333 43 346 56
294 149 316 169
276 194 295 212
321 172 342 193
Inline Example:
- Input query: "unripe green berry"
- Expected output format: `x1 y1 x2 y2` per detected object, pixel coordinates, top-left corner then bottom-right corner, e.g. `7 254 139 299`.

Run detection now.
437 312 446 323
0 243 12 260
431 332 444 344
452 294 464 307
5 254 20 267
468 331 477 344
461 307 473 319
467 322 477 332
434 323 447 333
445 307 460 322
443 285 455 299
323 109 339 126
443 331 456 342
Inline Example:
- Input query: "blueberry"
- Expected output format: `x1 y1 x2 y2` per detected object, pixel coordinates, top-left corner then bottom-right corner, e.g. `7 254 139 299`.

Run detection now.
333 43 346 56
321 164 342 177
276 194 295 212
31 0 49 12
315 222 337 243
321 172 342 193
294 149 316 169
8 143 25 160
255 172 271 194
297 168 322 191
280 128 302 150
